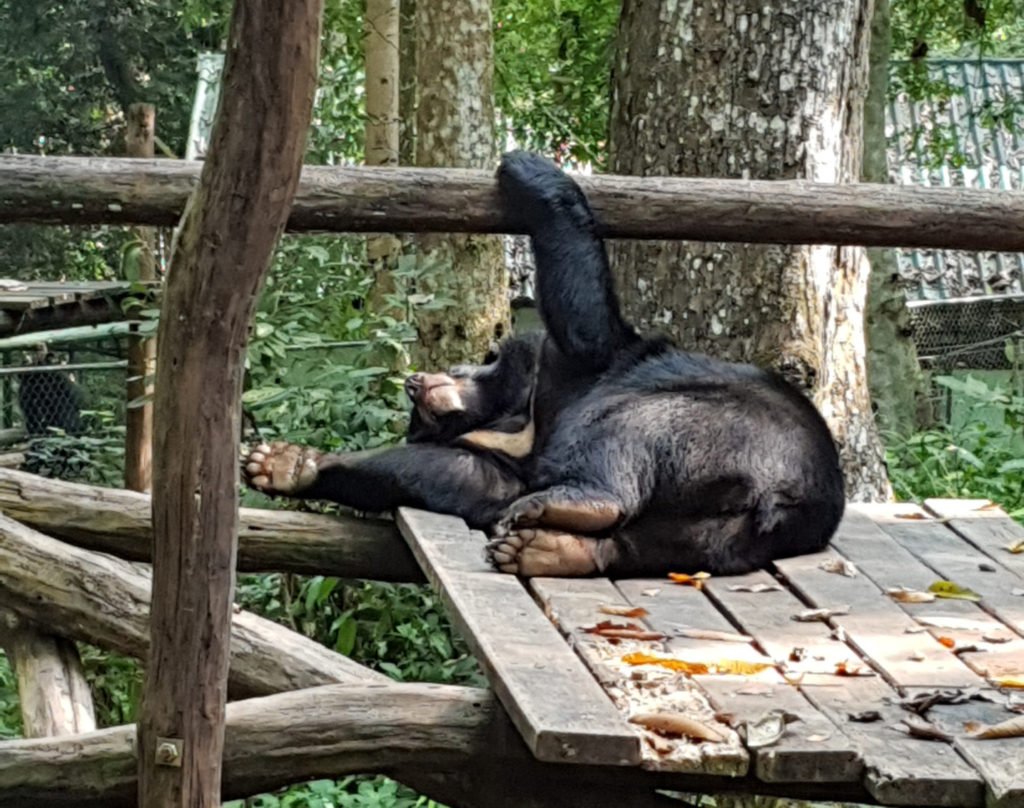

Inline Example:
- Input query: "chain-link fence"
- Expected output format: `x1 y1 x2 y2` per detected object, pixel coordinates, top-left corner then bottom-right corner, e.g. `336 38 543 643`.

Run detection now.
907 295 1024 372
0 344 127 436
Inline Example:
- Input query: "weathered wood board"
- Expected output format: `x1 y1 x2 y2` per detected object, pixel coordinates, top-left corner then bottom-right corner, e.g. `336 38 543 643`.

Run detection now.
396 508 641 766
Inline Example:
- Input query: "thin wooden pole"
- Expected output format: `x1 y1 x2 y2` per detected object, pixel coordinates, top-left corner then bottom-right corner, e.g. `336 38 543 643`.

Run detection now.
124 102 156 493
137 1 323 805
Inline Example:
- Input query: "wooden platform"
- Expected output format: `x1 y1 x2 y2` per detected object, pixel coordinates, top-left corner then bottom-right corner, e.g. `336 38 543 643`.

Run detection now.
0 281 153 336
398 500 1024 807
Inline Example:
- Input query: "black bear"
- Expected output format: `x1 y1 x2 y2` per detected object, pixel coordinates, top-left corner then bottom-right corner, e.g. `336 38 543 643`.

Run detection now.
18 346 84 436
243 151 844 577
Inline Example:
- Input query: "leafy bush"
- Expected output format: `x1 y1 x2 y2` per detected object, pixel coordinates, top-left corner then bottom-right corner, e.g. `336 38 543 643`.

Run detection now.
886 373 1024 521
224 776 439 808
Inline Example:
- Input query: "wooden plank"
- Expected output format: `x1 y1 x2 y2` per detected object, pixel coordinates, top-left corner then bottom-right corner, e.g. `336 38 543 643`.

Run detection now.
906 687 1024 808
615 578 862 784
835 511 1024 804
0 294 51 311
706 569 986 806
834 508 1024 679
529 576 747 775
396 508 640 766
925 498 1024 581
862 503 1024 638
774 546 984 688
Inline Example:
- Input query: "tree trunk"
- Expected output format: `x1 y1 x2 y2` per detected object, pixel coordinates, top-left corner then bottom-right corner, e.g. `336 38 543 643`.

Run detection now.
138 1 322 806
364 0 404 317
609 0 889 500
413 0 509 368
862 0 927 435
124 102 156 493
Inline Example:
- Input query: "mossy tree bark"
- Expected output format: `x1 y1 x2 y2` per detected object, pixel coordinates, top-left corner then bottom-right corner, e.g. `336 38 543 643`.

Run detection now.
609 0 890 500
862 0 928 436
413 0 509 369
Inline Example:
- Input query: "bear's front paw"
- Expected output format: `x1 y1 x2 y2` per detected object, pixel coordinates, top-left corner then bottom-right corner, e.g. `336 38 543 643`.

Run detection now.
242 441 321 496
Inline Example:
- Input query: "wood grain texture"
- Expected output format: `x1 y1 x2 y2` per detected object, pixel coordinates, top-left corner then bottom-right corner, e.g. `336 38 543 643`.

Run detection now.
924 498 1024 581
705 569 984 806
614 578 861 784
0 468 419 582
0 512 382 696
3 156 1024 250
0 613 96 738
397 508 641 766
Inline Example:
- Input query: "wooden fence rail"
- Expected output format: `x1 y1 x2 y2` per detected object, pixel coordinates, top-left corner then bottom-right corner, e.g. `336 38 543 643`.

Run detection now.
2 155 1024 251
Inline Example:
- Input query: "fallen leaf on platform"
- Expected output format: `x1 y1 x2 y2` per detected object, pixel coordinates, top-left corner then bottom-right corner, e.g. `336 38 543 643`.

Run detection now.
887 587 936 603
964 714 1024 739
848 710 882 723
792 606 850 622
909 651 926 661
622 652 772 676
928 580 981 601
582 620 664 641
1012 587 1024 597
834 660 873 677
975 501 1000 511
895 512 928 520
899 687 988 715
733 683 775 697
727 582 782 593
668 571 711 589
641 588 662 597
897 715 953 742
744 710 799 748
819 558 858 577
991 675 1024 689
915 615 990 631
982 632 1012 643
953 644 981 656
674 627 752 643
629 712 726 742
599 605 649 618
1006 540 1024 555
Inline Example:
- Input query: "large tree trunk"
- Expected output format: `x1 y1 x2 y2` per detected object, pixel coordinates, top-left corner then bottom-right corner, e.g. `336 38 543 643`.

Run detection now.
862 0 927 435
138 2 322 806
609 0 889 500
413 0 509 368
364 0 404 317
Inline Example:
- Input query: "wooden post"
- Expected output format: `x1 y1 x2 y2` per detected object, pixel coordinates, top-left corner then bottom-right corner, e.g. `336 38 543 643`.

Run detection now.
137 1 323 806
0 611 96 739
124 102 156 493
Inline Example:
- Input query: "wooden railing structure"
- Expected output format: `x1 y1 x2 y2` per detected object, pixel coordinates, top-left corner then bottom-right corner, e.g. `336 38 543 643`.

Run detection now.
1 40 1024 803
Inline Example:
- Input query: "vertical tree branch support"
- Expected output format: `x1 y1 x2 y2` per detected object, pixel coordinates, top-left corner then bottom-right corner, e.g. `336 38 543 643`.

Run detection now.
124 102 157 493
137 2 323 806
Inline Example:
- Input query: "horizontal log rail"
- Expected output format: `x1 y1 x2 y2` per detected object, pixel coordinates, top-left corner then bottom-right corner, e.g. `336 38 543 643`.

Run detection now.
2 155 1023 251
0 512 384 696
0 468 422 582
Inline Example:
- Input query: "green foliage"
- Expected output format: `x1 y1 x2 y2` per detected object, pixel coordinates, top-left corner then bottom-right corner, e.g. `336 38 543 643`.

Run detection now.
20 420 126 487
494 0 619 164
0 652 22 739
79 645 144 726
886 372 1024 521
224 776 440 808
236 573 484 687
891 0 1024 59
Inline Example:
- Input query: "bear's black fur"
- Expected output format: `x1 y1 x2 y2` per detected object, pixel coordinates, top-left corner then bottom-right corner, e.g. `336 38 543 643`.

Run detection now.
244 151 844 577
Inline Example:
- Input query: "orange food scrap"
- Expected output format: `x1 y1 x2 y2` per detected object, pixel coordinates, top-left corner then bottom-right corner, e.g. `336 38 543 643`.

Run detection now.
937 636 956 648
992 675 1024 689
582 620 665 641
622 652 771 676
668 571 711 589
628 712 725 742
599 604 649 618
